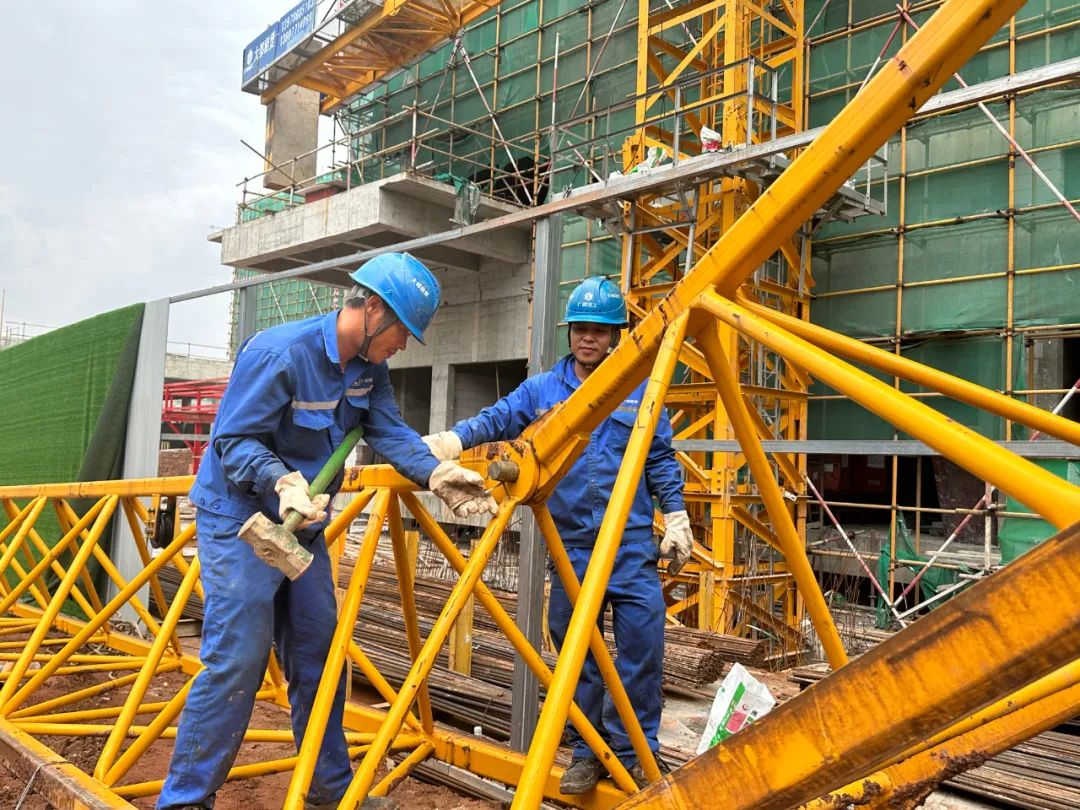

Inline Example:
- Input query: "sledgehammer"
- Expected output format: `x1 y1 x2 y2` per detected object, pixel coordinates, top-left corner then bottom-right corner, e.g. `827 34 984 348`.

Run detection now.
239 426 364 580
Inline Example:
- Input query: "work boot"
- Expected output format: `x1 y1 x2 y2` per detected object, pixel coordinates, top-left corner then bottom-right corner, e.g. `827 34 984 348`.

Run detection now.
629 753 671 789
559 757 603 794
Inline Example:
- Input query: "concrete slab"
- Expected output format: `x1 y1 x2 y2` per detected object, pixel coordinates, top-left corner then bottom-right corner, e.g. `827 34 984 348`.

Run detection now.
218 172 532 280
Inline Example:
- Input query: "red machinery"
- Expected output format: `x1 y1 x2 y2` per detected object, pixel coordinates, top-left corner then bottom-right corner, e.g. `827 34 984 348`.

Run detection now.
161 379 229 473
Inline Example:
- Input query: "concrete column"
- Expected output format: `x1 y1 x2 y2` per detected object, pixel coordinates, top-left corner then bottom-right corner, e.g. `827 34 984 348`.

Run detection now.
511 214 562 751
429 361 454 432
110 298 169 621
264 86 320 191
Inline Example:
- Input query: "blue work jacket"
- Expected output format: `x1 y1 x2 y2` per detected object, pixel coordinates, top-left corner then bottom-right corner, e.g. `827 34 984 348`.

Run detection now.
190 311 439 524
451 355 685 547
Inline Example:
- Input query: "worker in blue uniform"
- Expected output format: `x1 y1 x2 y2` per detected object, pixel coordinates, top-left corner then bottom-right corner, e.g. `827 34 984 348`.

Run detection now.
158 253 498 810
422 276 693 794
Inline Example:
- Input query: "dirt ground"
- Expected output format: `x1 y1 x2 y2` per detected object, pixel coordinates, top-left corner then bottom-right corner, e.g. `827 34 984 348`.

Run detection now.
0 635 499 810
0 629 814 809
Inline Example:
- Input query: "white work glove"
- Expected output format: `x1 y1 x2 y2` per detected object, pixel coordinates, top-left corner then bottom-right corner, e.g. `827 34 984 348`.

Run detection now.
660 510 693 576
429 461 498 518
422 431 463 461
274 471 331 530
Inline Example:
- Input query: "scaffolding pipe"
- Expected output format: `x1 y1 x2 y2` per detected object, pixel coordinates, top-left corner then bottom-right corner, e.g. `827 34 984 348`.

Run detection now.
897 5 1080 224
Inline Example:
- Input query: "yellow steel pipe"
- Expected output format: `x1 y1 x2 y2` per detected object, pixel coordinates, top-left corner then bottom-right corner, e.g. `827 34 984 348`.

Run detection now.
0 496 106 615
533 504 662 784
285 489 396 809
346 640 425 734
0 495 117 711
94 555 201 780
804 657 1080 808
0 497 40 550
5 523 197 712
621 519 1080 810
386 496 435 734
399 490 637 793
514 313 689 808
122 496 206 608
0 476 194 500
118 497 183 656
324 486 376 546
0 497 49 606
51 500 106 613
341 496 520 808
113 742 417 800
55 499 169 644
105 673 200 785
8 667 172 722
370 740 435 797
700 293 1080 528
738 294 1080 447
695 323 848 669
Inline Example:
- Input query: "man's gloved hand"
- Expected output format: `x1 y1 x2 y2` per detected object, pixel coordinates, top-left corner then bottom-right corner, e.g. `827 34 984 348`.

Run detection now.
274 471 331 530
660 509 693 576
429 461 498 518
421 431 463 461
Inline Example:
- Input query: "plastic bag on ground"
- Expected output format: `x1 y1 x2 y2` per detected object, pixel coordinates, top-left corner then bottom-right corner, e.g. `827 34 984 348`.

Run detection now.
696 662 777 754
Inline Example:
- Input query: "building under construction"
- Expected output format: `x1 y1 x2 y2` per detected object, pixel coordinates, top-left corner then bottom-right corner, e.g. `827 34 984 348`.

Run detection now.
0 0 1077 808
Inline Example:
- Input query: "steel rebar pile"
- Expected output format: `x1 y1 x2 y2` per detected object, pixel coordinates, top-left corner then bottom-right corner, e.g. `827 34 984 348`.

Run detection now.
946 730 1080 810
157 552 755 737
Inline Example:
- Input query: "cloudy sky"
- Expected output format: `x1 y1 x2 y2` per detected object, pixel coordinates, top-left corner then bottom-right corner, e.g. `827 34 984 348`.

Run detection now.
0 2 292 356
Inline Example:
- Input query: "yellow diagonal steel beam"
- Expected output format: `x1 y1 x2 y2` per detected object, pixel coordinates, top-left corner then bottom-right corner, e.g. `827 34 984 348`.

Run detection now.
527 0 1028 465
737 293 1080 446
341 496 519 807
514 313 689 807
804 657 1080 807
701 293 1080 527
621 519 1080 809
398 491 637 792
696 322 847 668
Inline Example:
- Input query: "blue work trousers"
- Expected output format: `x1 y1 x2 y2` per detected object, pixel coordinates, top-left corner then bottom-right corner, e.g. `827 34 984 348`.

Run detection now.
547 540 665 766
157 509 351 809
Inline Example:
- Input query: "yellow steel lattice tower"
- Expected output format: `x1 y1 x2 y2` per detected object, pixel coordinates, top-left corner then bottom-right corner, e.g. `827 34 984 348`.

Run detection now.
625 0 809 645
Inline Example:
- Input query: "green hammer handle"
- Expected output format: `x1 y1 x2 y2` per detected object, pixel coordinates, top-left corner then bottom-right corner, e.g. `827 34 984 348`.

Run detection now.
281 426 365 534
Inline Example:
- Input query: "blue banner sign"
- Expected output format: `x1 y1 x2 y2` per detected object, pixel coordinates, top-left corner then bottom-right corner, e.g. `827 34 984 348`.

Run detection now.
242 0 316 88
242 24 279 87
277 0 317 58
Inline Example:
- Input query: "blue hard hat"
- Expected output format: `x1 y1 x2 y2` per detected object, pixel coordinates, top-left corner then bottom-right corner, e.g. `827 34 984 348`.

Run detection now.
349 253 441 344
565 277 627 326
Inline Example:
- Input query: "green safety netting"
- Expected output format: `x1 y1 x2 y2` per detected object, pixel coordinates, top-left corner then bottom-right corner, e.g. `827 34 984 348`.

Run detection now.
876 513 970 629
998 459 1080 561
877 457 1079 627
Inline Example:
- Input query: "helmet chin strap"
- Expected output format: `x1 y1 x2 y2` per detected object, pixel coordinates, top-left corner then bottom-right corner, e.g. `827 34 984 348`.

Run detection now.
358 300 399 360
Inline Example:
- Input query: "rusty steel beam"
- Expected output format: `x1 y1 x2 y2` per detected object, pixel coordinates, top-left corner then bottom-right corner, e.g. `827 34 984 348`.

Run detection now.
619 519 1080 809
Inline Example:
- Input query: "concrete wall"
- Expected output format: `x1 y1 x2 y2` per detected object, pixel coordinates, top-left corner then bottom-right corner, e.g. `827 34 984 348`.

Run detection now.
450 360 528 427
389 366 433 435
164 353 232 383
387 257 531 432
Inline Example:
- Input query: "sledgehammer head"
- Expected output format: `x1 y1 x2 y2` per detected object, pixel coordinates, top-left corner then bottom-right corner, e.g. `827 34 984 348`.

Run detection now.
239 512 314 580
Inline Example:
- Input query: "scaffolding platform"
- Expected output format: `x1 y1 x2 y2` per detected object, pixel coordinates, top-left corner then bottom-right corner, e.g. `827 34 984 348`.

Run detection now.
213 171 531 282
568 130 886 231
244 0 503 114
